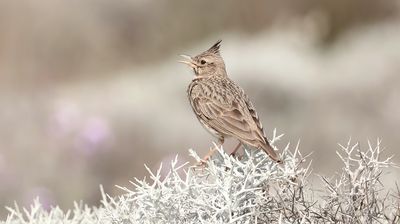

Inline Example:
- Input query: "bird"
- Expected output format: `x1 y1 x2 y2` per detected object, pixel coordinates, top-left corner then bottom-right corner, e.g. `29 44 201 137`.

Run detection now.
179 40 281 163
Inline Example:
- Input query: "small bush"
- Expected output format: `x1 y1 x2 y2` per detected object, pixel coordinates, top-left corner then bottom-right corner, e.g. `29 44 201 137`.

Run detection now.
2 131 399 223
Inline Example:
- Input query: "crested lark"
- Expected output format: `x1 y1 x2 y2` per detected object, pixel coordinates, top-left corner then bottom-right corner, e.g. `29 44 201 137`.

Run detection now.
180 40 281 163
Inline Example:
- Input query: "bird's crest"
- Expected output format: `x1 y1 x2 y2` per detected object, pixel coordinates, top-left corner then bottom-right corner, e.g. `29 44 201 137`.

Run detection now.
207 40 222 55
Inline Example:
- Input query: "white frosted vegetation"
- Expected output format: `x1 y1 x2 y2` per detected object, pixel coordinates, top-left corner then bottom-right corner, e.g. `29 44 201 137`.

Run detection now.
2 131 399 223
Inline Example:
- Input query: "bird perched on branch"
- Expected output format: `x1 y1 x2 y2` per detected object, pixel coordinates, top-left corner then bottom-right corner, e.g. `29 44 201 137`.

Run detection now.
179 40 281 163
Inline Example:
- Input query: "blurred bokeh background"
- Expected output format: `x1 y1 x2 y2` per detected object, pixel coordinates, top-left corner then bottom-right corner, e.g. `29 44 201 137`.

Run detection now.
1 0 400 218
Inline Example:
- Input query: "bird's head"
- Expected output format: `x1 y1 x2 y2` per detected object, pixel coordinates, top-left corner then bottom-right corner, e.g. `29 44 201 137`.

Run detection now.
179 40 226 78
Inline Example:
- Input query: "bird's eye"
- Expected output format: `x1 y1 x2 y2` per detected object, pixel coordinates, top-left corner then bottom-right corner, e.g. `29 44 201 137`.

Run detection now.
200 59 206 65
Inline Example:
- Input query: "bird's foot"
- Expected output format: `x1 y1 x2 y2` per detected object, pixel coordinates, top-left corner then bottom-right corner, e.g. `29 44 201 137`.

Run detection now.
195 147 217 167
229 142 242 158
196 159 208 168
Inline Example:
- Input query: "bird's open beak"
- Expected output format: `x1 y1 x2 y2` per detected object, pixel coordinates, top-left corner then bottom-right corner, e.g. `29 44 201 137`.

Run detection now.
178 54 198 69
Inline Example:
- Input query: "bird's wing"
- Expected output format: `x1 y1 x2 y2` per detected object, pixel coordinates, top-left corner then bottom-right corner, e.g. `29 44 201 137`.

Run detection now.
192 95 266 145
192 90 281 162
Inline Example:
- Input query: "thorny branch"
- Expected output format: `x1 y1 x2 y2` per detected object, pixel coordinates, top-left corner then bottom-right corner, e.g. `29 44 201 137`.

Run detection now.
2 132 398 224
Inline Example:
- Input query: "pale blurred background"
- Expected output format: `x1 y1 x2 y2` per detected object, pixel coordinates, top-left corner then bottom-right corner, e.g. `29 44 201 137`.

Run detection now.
1 0 400 218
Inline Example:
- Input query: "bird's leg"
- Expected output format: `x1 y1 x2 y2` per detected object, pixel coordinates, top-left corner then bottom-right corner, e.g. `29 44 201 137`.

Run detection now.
230 142 242 156
199 137 224 165
217 136 225 148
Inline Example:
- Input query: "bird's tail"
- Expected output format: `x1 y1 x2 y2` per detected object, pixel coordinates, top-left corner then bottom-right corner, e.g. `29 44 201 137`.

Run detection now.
260 141 282 163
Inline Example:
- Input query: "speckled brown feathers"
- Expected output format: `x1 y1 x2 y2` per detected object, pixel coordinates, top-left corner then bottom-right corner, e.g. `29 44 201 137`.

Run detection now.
180 40 281 163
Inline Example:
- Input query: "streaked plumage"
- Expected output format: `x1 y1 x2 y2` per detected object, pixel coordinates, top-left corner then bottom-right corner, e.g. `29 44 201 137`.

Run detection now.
180 40 281 163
